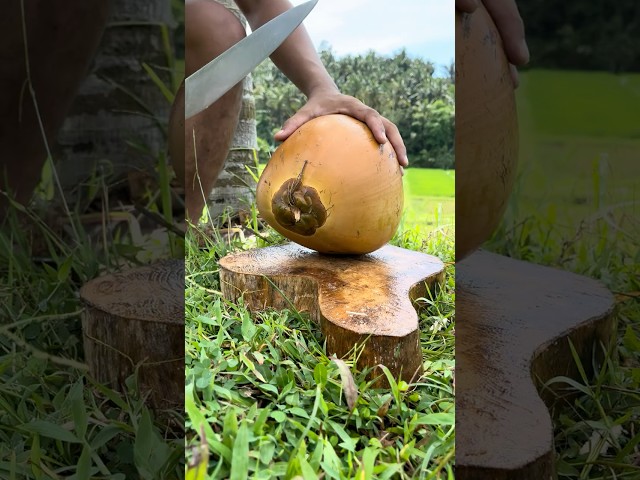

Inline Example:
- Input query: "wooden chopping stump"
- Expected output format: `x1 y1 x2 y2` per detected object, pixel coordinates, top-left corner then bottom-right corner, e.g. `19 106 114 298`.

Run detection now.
219 243 445 385
80 259 184 409
456 250 616 479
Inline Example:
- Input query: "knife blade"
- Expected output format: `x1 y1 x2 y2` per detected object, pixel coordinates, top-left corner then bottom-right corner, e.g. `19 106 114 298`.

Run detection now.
185 0 319 119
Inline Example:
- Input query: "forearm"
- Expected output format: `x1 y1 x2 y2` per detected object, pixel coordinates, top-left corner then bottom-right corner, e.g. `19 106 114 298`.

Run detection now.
235 0 338 97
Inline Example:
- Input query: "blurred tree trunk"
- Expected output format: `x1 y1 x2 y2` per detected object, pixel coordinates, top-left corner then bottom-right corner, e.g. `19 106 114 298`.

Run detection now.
207 0 258 221
55 0 176 201
0 0 110 218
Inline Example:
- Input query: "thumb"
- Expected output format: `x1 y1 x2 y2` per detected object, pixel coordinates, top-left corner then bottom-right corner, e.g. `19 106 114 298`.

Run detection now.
274 110 314 142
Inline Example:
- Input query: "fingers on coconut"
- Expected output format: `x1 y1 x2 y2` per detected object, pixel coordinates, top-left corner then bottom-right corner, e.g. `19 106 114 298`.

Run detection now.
384 120 408 167
360 108 389 145
275 111 310 141
455 0 479 13
482 0 529 65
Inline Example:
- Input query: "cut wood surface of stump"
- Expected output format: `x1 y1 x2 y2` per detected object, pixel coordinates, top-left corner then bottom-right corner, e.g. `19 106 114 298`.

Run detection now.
219 243 445 384
80 259 184 409
456 250 615 479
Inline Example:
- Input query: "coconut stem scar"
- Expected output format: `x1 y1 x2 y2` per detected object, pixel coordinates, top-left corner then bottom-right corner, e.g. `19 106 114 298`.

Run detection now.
287 160 308 204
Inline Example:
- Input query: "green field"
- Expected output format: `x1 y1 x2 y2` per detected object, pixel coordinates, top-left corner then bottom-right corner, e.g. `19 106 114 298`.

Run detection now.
402 168 455 233
518 70 640 138
503 70 640 239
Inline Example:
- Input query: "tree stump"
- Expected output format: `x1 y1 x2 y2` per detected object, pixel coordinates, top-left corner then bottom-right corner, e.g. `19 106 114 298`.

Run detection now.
80 259 184 409
456 250 616 479
219 243 445 384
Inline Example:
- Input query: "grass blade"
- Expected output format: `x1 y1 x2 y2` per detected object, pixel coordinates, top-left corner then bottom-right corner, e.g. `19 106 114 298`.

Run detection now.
229 420 249 480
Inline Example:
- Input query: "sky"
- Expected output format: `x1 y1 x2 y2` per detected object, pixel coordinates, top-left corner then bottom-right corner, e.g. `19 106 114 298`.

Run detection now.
289 0 454 75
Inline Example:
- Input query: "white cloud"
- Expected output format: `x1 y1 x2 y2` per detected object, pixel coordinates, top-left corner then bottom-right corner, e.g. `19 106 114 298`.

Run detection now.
291 0 454 63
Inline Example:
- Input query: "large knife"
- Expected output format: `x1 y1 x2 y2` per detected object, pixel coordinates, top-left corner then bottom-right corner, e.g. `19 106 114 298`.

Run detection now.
185 0 319 119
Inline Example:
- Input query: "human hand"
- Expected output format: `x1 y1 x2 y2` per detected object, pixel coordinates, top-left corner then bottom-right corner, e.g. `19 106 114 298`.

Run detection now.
456 0 529 86
274 91 409 169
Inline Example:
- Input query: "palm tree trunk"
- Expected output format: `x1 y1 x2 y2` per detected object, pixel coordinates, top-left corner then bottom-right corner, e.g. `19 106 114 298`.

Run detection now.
207 0 258 220
56 0 175 197
0 0 111 216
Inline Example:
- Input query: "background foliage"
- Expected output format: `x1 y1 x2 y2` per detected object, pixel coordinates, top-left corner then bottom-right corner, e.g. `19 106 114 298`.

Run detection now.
518 0 640 72
253 49 455 169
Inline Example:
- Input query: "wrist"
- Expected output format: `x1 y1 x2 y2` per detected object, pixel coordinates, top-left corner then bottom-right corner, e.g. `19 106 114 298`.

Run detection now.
304 75 340 99
307 85 340 100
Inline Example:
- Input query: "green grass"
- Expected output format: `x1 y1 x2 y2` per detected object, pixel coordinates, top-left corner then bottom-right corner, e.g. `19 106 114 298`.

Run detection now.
496 70 640 260
513 71 640 237
402 169 455 234
404 168 455 198
0 198 185 479
486 69 640 478
518 70 640 138
185 203 455 478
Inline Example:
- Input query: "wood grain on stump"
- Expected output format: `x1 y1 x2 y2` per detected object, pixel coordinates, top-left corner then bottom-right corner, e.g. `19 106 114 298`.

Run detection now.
456 250 615 479
219 243 445 384
80 259 184 409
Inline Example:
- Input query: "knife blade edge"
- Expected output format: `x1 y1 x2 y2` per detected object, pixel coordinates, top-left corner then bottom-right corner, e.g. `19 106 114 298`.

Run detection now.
185 0 318 118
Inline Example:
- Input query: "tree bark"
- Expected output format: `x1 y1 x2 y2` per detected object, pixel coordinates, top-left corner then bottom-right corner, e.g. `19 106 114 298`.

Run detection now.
0 0 110 216
208 0 258 220
55 0 176 196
